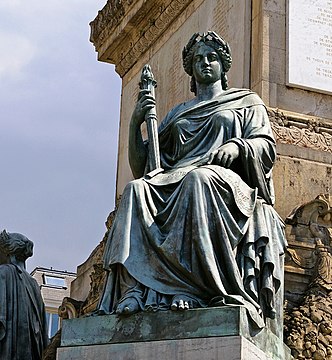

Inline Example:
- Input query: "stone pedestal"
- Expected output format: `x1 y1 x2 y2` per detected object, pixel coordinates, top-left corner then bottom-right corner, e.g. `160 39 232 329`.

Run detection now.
56 307 292 360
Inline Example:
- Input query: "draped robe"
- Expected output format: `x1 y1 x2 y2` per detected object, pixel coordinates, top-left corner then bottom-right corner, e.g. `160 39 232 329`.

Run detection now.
99 88 286 328
0 264 48 360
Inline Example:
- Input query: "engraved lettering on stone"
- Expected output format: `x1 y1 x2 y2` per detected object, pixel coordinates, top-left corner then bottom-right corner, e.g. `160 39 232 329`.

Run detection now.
287 0 332 94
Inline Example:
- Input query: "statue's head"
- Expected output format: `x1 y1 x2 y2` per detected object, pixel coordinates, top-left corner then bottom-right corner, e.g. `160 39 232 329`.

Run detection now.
182 31 232 94
0 230 33 262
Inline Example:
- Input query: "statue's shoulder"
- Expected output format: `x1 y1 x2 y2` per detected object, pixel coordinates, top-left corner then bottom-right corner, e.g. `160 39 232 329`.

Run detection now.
0 264 17 279
226 88 265 106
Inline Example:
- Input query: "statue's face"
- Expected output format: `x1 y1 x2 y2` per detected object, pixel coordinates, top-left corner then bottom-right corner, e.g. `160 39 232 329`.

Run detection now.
192 43 222 85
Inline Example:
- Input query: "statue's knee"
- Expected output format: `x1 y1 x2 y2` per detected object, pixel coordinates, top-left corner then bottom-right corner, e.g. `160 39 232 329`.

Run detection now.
184 168 210 186
124 179 145 193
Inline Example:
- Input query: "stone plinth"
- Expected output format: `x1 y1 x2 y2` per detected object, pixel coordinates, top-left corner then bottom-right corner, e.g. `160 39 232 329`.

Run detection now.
57 307 292 360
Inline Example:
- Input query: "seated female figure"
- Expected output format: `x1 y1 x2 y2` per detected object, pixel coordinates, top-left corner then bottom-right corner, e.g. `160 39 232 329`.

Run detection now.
98 32 286 329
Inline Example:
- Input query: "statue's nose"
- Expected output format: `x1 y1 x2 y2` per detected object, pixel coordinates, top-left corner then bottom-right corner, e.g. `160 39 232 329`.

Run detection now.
202 56 210 66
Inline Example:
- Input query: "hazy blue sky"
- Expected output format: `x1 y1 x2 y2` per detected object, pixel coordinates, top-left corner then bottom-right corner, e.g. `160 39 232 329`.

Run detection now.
0 1 121 272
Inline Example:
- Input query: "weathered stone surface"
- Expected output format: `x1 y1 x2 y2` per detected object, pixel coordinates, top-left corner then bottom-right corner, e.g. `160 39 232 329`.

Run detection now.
69 210 117 314
283 195 332 305
58 307 291 360
57 336 283 360
269 107 332 155
283 195 332 359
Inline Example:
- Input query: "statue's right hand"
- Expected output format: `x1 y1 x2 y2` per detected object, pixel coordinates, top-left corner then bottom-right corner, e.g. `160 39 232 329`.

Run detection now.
131 89 156 127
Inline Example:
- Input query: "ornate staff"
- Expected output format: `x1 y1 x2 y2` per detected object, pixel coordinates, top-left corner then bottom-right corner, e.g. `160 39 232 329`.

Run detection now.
139 64 163 177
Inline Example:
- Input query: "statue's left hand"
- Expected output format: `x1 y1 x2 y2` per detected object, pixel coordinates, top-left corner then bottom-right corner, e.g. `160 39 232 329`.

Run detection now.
209 142 239 168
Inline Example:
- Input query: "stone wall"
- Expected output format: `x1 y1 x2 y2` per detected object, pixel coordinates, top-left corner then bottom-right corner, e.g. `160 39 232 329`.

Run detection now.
251 0 331 118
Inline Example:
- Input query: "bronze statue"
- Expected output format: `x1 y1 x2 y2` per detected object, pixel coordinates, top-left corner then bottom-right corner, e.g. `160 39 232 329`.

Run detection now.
0 230 48 360
98 31 286 329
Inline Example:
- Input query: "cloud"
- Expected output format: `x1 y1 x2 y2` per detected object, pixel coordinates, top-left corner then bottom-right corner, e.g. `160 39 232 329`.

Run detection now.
0 1 121 273
0 32 36 80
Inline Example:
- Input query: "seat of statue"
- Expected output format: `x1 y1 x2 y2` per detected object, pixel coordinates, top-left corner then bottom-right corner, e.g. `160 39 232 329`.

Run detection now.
57 306 292 360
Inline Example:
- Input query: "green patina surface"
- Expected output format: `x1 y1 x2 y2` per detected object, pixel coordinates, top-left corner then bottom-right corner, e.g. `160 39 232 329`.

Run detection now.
62 306 248 346
60 307 292 359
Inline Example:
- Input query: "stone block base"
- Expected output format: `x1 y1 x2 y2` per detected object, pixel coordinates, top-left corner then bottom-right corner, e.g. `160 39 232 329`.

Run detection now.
57 335 276 360
56 307 292 360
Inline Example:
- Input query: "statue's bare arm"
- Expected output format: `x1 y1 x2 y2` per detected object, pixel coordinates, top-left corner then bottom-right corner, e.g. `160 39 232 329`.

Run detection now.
128 90 155 178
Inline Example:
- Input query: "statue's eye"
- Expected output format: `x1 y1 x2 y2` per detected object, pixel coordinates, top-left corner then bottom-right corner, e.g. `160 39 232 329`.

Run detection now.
208 53 218 61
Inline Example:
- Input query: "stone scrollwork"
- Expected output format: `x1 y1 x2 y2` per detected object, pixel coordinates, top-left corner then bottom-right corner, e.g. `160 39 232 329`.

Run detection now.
268 108 332 153
58 297 83 320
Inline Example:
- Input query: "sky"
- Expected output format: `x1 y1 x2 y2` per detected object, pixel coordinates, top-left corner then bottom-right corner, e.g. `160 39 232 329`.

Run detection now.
0 1 121 273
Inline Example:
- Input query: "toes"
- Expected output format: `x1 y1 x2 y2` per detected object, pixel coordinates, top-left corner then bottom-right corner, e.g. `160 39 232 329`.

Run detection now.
171 301 178 311
116 298 139 315
116 303 125 314
171 298 192 311
123 306 131 314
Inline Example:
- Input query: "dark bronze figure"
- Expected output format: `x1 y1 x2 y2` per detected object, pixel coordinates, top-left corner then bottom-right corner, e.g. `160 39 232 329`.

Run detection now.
98 31 286 329
0 230 48 360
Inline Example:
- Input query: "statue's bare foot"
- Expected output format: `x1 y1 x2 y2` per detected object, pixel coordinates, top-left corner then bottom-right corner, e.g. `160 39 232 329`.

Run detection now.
171 295 197 311
116 297 140 316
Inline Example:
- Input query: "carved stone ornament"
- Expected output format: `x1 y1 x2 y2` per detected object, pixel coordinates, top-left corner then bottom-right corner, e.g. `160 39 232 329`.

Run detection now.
90 0 200 77
268 108 332 153
58 297 83 320
284 195 332 359
286 194 332 271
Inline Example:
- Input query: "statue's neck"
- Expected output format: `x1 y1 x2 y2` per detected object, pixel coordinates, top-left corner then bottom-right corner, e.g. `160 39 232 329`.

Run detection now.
9 255 26 270
195 80 224 101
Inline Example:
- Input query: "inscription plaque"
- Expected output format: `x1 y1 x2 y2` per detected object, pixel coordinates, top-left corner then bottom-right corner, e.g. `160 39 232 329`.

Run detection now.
287 0 332 94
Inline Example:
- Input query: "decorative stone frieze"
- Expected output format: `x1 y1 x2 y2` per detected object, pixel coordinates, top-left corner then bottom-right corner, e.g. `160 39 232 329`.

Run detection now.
268 108 332 153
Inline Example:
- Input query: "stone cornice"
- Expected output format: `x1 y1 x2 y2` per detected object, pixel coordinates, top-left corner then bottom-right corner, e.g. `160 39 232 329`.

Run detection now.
90 0 195 77
268 108 332 153
90 0 135 49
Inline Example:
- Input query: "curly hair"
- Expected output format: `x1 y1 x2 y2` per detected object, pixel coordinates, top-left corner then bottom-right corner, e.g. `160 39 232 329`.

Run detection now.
0 230 33 261
182 31 232 94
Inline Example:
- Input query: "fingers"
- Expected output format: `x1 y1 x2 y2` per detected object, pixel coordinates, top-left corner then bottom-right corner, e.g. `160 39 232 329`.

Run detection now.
132 93 156 126
208 150 218 164
138 89 155 101
214 150 233 167
212 143 239 167
216 151 233 167
140 97 155 108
